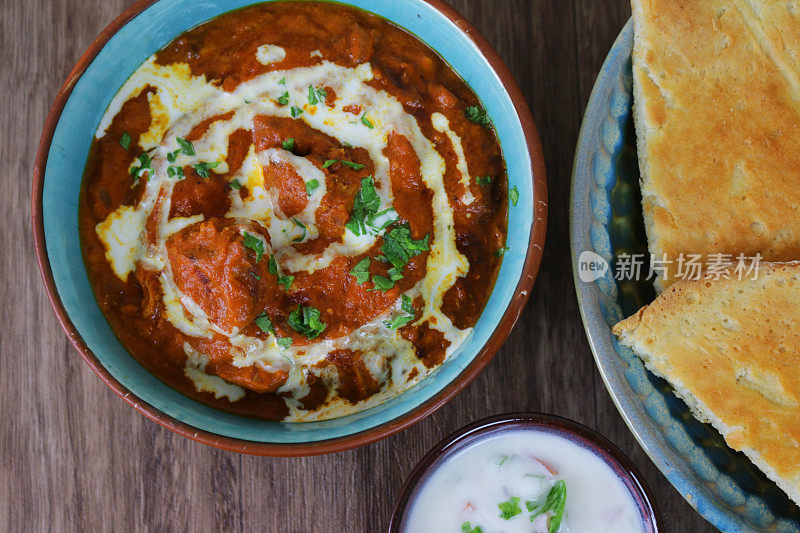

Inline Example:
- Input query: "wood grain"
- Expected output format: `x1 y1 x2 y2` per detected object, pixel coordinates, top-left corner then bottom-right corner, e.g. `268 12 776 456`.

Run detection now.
0 0 715 531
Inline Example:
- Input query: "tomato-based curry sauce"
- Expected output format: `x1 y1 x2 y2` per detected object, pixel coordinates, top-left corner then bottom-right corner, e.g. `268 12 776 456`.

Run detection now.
79 1 508 421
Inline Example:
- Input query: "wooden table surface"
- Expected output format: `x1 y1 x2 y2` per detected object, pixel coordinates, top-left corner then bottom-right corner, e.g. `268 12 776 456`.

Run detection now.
0 0 716 531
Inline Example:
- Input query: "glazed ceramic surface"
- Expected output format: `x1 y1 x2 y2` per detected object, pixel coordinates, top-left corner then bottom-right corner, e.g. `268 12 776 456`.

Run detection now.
571 20 800 532
34 0 546 453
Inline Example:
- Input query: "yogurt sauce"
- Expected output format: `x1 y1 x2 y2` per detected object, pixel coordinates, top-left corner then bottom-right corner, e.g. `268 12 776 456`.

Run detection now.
403 430 645 533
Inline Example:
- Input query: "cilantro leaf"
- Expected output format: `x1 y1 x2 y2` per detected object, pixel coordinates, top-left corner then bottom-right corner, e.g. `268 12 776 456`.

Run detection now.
278 274 294 291
255 314 275 334
360 113 374 129
345 176 381 235
242 232 264 262
496 246 510 257
167 165 184 178
384 294 415 329
193 161 221 179
527 480 567 533
291 217 307 242
290 106 304 118
509 185 519 206
305 179 319 195
277 91 290 105
120 132 131 150
498 496 521 520
465 105 491 126
341 160 364 170
287 305 327 339
256 314 293 346
461 523 483 533
167 149 181 163
350 258 370 284
307 85 326 105
475 175 492 186
380 224 429 271
308 85 319 105
176 137 195 156
369 275 395 292
345 177 400 236
229 179 242 190
268 254 294 290
322 159 337 169
282 138 295 151
130 152 152 184
279 77 286 85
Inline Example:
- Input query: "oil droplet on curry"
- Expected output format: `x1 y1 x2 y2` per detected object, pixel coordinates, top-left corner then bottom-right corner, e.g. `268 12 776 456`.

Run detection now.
79 1 509 421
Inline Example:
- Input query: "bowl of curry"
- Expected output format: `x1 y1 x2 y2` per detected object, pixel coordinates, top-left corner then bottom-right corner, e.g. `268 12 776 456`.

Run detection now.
33 0 547 454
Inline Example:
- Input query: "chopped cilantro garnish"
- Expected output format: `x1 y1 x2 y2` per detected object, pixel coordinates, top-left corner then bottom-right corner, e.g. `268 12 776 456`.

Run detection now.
277 91 290 105
278 274 294 291
509 185 519 206
342 141 353 148
167 165 184 178
465 105 491 126
344 176 401 236
461 523 483 533
255 314 274 334
282 138 295 151
130 152 152 184
369 275 395 292
384 294 415 329
322 159 337 169
120 132 131 150
256 314 293 346
387 266 403 281
290 106 304 118
242 232 264 262
528 480 567 533
350 258 370 284
380 224 429 271
287 305 326 339
268 254 294 290
291 217 307 242
498 496 521 520
176 137 195 156
307 85 326 105
496 246 510 257
166 149 181 163
193 161 221 179
305 179 319 195
475 176 492 186
341 160 364 170
279 77 286 85
229 179 242 190
360 113 374 129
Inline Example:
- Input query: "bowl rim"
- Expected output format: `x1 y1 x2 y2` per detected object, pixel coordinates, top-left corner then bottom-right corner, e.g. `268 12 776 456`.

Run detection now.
387 412 663 532
31 0 548 456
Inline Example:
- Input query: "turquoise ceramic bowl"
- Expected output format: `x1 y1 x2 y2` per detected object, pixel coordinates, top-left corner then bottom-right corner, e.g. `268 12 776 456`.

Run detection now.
33 0 547 455
571 20 800 531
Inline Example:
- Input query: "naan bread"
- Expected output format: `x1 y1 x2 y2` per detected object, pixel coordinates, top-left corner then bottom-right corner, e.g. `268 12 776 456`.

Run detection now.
631 0 800 290
614 261 800 505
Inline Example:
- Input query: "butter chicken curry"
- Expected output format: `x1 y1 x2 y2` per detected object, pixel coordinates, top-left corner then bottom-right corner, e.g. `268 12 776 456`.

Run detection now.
79 1 510 421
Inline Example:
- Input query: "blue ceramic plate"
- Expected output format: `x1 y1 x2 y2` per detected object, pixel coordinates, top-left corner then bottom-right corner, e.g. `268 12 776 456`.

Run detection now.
33 0 547 454
571 20 800 531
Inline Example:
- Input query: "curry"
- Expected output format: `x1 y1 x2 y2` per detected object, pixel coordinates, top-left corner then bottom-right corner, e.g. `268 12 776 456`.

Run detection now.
79 1 510 421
